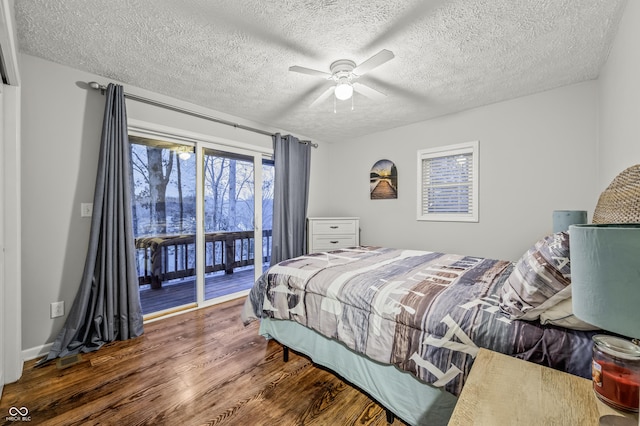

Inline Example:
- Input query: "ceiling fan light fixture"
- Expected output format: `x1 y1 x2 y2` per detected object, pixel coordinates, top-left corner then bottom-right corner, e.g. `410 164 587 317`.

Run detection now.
290 50 393 107
334 82 353 100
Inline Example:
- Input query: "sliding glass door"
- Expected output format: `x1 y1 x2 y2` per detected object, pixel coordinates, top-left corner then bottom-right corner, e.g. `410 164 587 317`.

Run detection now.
129 133 272 317
202 149 256 301
129 136 197 315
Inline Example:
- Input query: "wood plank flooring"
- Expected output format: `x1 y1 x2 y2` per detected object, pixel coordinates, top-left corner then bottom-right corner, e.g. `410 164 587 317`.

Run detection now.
0 297 406 426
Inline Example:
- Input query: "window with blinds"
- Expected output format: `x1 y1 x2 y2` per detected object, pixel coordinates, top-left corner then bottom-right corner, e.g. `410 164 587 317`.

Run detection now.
417 141 479 222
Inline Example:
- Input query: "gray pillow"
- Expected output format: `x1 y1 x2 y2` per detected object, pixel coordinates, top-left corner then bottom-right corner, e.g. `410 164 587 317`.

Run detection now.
500 232 571 321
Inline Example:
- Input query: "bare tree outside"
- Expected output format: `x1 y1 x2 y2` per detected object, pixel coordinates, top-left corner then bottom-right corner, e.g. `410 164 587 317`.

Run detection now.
203 151 256 233
130 139 195 237
146 146 174 234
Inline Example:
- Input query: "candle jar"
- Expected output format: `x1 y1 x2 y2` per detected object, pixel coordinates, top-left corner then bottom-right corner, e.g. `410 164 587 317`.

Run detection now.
592 335 640 412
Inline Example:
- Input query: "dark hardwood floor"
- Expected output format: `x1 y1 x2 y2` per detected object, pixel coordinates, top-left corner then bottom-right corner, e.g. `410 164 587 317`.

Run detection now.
1 297 405 426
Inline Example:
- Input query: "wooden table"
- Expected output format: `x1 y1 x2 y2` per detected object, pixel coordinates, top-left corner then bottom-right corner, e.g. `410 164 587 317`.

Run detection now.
449 348 639 425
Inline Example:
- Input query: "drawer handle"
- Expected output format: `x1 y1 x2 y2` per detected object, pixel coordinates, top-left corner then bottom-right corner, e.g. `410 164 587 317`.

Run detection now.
330 240 339 244
329 226 339 229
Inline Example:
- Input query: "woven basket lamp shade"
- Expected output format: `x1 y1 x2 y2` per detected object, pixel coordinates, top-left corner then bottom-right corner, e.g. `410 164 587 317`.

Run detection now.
593 164 640 224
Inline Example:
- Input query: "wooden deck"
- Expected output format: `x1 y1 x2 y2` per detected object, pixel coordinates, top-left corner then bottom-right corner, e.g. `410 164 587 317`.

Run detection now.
139 267 259 315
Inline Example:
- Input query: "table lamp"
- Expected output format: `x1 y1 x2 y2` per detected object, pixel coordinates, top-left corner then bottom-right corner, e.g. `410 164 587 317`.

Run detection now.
570 224 640 424
553 210 588 233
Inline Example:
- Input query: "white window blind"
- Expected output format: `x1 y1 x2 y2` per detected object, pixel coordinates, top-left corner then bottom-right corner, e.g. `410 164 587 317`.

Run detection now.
417 141 479 222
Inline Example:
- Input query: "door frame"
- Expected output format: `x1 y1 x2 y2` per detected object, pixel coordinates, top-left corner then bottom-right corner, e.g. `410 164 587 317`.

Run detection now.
2 84 22 387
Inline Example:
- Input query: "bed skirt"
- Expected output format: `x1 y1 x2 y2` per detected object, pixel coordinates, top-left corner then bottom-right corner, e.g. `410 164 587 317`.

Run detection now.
259 317 457 426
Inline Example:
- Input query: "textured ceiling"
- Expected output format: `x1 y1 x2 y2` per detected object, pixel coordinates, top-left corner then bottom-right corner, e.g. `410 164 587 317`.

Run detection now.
15 0 627 143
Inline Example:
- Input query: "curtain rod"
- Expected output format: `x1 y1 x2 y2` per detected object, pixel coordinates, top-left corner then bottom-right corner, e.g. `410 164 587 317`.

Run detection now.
87 82 318 148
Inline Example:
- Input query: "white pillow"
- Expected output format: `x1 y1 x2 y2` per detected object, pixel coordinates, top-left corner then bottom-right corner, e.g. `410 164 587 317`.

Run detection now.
539 297 599 331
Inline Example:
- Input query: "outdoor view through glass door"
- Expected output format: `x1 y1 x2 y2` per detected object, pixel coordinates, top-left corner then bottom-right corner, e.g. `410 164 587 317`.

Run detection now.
202 149 273 301
130 135 273 316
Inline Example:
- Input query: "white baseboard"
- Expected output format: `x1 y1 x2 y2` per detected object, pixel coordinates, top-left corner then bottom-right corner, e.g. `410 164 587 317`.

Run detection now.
22 343 52 362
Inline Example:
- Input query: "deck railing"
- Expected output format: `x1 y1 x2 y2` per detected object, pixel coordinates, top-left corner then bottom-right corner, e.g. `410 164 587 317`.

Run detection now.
135 229 272 289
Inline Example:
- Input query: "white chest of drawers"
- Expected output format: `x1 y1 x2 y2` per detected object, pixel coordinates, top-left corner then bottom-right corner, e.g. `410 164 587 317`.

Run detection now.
307 217 360 254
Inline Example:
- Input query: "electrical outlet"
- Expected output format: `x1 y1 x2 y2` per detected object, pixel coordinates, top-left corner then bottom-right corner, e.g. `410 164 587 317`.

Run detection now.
81 203 93 217
51 301 65 318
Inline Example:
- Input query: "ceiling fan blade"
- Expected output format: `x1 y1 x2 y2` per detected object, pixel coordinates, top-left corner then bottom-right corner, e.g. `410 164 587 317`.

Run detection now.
362 0 448 51
352 49 395 76
353 82 386 100
265 81 327 122
310 86 336 108
165 3 318 59
289 66 332 79
365 75 432 104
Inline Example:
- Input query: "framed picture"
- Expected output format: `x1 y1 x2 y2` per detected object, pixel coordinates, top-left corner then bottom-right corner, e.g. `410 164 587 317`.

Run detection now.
370 159 397 199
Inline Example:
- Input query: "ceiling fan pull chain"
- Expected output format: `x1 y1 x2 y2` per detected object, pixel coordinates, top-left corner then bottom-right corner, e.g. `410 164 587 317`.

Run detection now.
351 95 354 111
334 96 337 114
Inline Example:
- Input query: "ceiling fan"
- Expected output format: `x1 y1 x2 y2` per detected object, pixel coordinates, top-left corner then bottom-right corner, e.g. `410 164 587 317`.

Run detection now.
289 49 395 108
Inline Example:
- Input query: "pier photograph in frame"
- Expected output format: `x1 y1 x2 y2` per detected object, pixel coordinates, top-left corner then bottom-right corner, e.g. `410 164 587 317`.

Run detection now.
370 159 398 199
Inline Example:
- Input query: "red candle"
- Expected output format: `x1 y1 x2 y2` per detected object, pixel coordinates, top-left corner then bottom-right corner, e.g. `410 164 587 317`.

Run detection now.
591 335 640 413
593 360 640 411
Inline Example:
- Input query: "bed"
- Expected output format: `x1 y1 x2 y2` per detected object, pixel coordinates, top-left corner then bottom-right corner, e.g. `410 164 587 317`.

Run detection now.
241 165 640 426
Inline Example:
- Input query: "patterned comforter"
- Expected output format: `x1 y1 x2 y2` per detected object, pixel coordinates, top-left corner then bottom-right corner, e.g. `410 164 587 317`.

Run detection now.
242 246 596 396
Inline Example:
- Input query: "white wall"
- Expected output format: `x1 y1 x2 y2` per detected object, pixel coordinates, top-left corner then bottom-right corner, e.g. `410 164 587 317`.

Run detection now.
599 0 640 187
19 54 327 355
323 82 599 261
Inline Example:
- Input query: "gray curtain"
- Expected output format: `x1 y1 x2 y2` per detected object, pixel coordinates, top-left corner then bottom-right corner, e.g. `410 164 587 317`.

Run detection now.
37 84 143 365
271 133 312 265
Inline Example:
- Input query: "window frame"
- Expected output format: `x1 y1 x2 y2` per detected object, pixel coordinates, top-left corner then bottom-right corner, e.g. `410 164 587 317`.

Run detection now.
416 140 479 223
